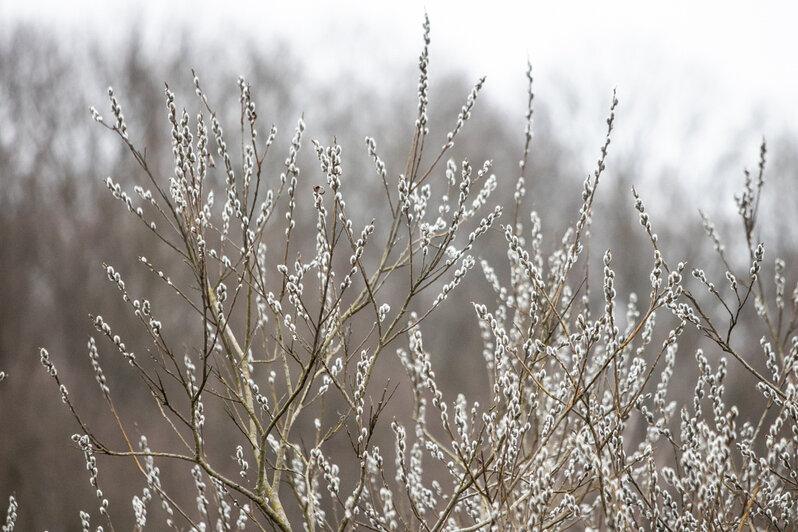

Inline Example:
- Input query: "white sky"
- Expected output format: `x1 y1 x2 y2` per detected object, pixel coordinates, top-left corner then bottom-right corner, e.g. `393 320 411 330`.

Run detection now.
4 0 797 186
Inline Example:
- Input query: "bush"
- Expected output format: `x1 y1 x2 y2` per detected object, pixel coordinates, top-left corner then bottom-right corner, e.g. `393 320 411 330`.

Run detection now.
7 15 797 531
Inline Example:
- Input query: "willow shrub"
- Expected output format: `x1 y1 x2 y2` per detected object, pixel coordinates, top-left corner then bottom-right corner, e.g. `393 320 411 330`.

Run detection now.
12 14 798 532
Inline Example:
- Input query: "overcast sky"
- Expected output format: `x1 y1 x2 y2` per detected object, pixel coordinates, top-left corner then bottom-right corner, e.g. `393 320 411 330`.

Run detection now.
4 0 797 185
